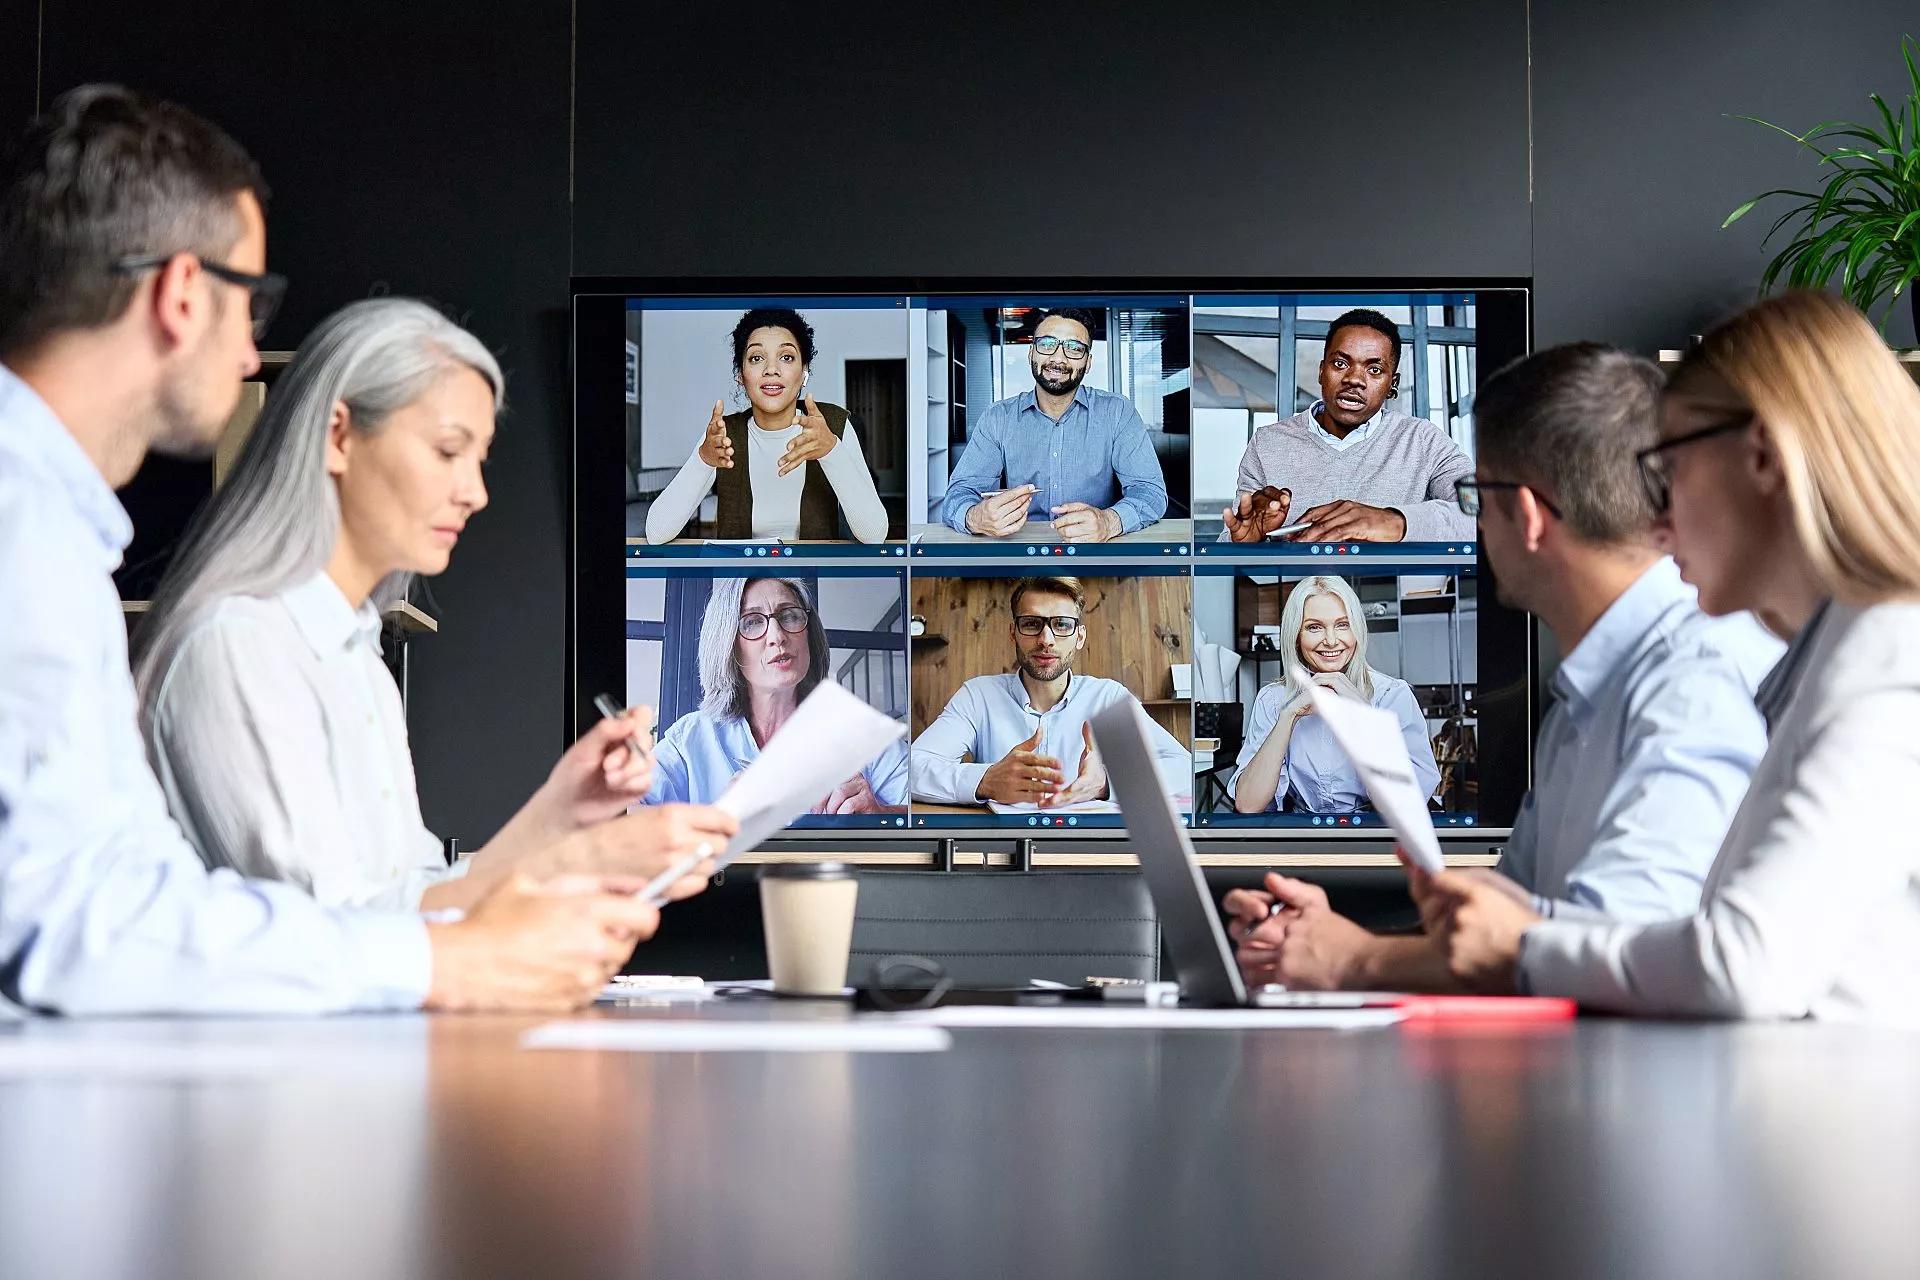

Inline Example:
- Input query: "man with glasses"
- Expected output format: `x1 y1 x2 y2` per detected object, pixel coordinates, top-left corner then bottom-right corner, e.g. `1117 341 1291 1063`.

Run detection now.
940 308 1168 543
1223 308 1474 543
1226 344 1783 992
910 576 1189 806
0 86 678 1015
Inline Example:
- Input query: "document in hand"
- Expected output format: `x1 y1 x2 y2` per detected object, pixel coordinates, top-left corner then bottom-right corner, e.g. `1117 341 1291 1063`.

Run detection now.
712 679 907 864
1305 685 1444 874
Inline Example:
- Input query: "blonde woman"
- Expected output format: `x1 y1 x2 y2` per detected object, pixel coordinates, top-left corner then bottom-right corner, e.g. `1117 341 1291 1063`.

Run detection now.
1416 291 1920 1024
1229 574 1440 814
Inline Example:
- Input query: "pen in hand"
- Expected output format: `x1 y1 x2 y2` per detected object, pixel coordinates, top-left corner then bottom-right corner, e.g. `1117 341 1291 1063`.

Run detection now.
593 692 654 769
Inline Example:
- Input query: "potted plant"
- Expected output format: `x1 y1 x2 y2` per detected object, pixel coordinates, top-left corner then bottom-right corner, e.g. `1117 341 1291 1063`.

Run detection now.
1724 34 1920 338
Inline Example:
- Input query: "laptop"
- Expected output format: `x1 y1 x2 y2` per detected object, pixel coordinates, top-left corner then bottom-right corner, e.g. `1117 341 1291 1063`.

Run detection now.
1090 699 1305 1007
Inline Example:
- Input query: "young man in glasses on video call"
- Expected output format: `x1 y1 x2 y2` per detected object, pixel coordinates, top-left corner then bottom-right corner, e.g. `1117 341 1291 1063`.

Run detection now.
909 576 1189 808
939 308 1169 544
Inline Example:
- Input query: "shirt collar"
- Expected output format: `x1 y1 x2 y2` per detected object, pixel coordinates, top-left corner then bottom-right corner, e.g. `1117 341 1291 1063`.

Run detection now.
1010 669 1078 712
0 362 135 558
1754 599 1832 732
1550 558 1691 722
1306 399 1381 443
1016 384 1094 419
281 571 384 658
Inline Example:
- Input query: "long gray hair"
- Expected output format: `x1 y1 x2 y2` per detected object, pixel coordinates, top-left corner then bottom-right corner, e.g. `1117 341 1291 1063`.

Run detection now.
1279 574 1375 701
132 297 503 704
697 576 829 720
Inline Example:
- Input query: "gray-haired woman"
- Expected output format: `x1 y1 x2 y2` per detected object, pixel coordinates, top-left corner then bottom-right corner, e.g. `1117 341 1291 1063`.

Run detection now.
644 575 908 812
135 298 733 911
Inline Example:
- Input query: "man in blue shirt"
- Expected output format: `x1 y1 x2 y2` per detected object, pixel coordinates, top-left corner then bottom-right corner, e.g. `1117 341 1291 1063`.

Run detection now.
0 86 721 1015
911 576 1190 806
1225 343 1783 992
940 309 1168 542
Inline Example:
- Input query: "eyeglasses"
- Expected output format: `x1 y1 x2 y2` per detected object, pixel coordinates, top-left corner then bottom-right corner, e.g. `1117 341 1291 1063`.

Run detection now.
737 605 811 640
1032 335 1091 361
1454 478 1563 519
111 253 288 339
1633 413 1753 515
1014 614 1082 637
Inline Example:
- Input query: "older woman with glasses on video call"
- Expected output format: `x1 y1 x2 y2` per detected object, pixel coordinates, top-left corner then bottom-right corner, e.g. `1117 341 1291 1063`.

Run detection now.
1412 290 1920 1025
1228 573 1441 815
644 575 909 813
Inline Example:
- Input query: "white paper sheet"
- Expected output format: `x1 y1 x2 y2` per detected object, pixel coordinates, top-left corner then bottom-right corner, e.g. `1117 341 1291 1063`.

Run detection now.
985 798 1120 815
894 1005 1404 1031
720 681 908 856
1305 685 1445 874
522 1019 951 1054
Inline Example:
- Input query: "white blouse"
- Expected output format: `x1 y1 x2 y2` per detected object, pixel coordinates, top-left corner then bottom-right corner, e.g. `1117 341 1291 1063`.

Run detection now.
644 416 890 544
145 573 465 911
1521 600 1920 1025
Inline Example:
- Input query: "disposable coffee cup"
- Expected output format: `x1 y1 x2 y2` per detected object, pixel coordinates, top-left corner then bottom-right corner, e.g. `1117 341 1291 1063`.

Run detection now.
760 862 859 997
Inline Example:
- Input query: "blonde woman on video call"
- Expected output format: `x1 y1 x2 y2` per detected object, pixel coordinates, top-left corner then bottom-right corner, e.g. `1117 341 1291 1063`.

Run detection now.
135 298 734 912
1229 573 1440 815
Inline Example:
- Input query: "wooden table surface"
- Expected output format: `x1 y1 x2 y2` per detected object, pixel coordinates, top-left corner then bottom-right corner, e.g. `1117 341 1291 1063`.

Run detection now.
2 1002 1917 1279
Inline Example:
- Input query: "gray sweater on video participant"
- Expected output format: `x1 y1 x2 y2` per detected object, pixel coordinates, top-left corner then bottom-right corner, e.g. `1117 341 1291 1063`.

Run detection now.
1234 407 1475 541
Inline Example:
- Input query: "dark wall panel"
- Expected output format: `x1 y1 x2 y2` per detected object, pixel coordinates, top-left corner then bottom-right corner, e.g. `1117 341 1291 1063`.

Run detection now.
573 4 1532 280
40 1 574 843
2 3 36 128
1534 2 1919 351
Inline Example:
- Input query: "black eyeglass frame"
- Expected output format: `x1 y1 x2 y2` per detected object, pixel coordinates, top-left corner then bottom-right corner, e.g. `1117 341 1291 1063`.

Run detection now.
110 253 288 339
1632 413 1754 515
1454 477 1562 519
1031 335 1091 360
1013 614 1083 637
736 605 812 640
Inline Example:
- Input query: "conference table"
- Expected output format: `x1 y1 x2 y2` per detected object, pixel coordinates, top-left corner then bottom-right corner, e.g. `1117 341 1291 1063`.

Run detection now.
2 1000 1916 1279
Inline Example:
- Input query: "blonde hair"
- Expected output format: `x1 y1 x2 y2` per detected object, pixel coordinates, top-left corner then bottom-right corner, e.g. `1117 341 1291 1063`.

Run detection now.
1279 574 1374 701
1669 291 1920 603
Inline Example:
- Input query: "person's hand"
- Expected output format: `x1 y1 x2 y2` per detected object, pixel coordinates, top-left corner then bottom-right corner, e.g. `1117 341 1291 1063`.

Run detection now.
1041 722 1110 806
1295 499 1406 543
1230 874 1365 991
975 724 1064 804
532 705 657 832
816 773 880 815
777 394 839 477
1401 850 1536 993
1050 502 1121 543
544 803 734 902
423 873 661 1011
964 485 1036 537
698 400 735 469
1222 487 1292 542
1308 670 1364 704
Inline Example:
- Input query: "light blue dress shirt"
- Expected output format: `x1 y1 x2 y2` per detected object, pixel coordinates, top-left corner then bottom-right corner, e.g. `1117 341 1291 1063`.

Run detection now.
1229 672 1440 813
910 673 1191 804
940 385 1169 533
643 709 910 808
1303 400 1380 452
0 364 431 1015
1498 558 1783 924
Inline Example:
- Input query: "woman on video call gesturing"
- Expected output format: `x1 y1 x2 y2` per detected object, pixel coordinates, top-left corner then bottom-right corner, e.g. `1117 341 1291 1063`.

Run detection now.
644 308 890 544
1229 573 1440 814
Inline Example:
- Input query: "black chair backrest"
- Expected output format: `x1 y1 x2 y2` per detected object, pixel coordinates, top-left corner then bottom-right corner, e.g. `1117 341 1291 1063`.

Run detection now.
846 870 1160 988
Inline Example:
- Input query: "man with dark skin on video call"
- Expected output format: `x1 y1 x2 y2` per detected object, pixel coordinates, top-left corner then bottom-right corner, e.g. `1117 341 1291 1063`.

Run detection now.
1223 308 1473 544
